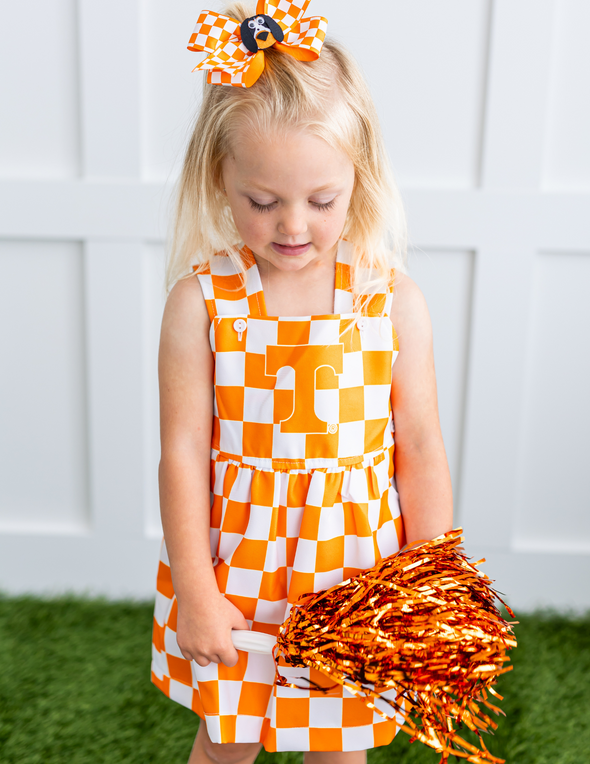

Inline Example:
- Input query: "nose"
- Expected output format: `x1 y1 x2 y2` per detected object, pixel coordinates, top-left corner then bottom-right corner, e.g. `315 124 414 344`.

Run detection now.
256 31 269 41
277 205 308 238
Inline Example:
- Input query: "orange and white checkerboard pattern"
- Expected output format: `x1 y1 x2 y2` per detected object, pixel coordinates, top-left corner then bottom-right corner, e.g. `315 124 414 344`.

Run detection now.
188 11 254 88
187 2 328 88
266 0 328 58
151 241 405 750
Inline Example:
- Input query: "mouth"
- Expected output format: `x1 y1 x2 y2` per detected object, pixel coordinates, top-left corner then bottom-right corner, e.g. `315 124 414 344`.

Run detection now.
271 242 312 257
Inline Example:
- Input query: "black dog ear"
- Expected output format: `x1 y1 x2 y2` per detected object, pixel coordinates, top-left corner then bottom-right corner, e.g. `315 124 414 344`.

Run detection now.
264 16 284 43
240 19 259 53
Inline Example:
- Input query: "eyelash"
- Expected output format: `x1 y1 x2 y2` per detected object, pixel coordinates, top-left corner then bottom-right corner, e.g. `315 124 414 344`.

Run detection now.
314 200 337 212
248 199 276 213
248 199 337 213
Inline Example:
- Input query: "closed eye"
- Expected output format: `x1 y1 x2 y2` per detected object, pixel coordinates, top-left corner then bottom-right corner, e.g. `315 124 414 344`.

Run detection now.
248 198 337 213
312 199 336 212
249 198 277 213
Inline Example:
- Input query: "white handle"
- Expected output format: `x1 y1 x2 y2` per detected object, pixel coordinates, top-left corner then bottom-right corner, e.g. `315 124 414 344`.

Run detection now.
231 629 276 654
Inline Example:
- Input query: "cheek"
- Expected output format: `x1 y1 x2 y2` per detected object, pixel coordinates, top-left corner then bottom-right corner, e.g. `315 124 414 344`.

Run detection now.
233 206 270 241
318 206 349 241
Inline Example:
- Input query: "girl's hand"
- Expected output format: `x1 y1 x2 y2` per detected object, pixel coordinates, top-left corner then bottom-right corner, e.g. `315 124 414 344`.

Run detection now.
175 592 250 668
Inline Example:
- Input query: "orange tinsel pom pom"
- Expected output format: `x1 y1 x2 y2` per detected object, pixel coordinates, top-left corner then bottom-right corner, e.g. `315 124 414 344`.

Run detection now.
275 529 517 764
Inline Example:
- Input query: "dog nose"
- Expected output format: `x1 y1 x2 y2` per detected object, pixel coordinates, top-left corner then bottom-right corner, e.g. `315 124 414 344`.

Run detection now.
257 31 269 41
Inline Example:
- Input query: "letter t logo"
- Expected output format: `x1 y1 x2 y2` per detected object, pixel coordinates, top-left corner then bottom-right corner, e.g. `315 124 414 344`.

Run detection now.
266 345 344 434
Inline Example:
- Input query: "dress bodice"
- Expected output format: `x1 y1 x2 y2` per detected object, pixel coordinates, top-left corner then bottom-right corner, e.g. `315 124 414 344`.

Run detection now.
197 240 399 469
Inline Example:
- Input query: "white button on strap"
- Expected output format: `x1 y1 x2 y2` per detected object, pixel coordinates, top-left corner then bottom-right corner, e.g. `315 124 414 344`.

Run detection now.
357 318 366 331
233 319 247 341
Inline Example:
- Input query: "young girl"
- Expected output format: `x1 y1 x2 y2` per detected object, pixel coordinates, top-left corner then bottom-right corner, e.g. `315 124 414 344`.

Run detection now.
151 2 452 763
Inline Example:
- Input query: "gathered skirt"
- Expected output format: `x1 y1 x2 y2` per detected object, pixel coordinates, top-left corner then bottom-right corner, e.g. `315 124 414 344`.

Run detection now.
152 444 406 751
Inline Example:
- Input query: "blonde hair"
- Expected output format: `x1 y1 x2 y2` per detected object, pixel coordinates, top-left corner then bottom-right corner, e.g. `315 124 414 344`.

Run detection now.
167 1 407 299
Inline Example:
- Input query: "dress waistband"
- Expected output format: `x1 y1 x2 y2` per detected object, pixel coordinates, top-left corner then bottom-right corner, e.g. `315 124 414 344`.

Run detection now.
211 444 394 473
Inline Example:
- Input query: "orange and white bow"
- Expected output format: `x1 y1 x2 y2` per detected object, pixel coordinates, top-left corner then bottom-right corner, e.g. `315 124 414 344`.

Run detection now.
187 0 328 88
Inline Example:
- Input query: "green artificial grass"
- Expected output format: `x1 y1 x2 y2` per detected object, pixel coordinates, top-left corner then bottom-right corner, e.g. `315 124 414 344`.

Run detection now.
0 597 588 764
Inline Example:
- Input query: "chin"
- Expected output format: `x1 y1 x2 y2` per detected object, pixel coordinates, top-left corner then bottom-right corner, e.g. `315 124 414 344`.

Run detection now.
271 255 314 271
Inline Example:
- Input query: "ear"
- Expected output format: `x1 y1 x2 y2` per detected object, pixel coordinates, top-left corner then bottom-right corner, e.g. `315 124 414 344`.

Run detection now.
265 17 284 43
240 19 258 53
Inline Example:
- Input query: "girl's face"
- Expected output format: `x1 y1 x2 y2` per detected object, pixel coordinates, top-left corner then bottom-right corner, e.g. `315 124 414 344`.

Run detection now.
221 128 355 273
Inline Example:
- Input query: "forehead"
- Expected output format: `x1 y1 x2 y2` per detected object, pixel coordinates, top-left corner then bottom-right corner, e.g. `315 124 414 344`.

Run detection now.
226 129 353 187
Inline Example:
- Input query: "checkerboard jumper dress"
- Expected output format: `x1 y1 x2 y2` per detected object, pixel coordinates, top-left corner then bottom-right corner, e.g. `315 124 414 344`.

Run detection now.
151 240 406 751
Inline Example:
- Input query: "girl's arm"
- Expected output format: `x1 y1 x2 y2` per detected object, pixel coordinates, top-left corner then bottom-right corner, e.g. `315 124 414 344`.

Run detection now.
158 276 249 668
389 272 453 545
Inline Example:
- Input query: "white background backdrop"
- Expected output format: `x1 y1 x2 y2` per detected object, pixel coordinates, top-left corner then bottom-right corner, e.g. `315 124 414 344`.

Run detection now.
0 0 589 609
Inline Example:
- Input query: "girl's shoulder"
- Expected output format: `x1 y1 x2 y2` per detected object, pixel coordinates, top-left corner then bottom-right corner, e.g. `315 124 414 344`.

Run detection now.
389 270 432 341
163 273 210 334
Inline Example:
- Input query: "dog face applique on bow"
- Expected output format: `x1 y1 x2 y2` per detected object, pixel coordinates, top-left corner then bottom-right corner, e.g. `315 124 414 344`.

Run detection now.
187 0 328 88
240 14 285 52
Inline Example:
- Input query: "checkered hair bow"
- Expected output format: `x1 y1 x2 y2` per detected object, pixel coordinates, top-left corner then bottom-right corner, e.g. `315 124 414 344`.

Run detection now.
187 1 328 88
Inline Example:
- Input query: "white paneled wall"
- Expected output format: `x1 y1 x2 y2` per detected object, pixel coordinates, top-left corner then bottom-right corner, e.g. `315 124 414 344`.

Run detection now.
142 0 204 180
0 1 80 178
0 241 88 533
143 243 167 538
544 0 590 189
370 0 491 188
514 253 590 552
0 0 589 609
408 250 474 500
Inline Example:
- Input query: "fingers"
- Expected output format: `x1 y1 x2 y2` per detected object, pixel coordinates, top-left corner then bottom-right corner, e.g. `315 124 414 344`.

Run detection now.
216 633 240 667
180 646 206 665
180 644 216 666
175 595 249 669
181 645 239 668
220 645 240 668
193 654 213 667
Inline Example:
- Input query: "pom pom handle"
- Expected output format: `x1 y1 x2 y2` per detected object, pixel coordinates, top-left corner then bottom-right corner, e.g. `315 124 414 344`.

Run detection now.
231 629 276 654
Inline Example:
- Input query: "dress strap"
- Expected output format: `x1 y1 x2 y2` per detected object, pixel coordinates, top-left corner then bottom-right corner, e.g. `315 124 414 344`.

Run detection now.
334 240 396 317
195 247 267 321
